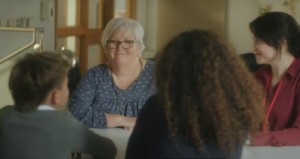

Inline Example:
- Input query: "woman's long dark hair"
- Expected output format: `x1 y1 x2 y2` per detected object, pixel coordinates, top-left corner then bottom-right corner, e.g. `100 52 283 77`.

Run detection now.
155 30 264 155
250 12 300 58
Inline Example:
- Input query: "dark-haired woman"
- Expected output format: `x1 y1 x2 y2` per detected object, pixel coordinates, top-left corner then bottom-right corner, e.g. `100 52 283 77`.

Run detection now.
125 30 264 159
250 12 300 146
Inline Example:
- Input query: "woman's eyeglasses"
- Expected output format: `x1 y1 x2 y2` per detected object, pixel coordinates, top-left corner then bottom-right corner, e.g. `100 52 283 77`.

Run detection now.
106 40 137 49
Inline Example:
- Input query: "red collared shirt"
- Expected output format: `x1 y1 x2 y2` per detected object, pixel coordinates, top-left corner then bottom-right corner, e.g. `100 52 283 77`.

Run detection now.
254 58 300 146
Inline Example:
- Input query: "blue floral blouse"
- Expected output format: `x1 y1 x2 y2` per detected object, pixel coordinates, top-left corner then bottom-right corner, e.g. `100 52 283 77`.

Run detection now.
69 60 156 128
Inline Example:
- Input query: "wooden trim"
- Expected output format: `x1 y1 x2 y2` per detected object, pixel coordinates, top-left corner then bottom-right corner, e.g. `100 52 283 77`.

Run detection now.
98 0 114 64
81 0 89 28
57 28 102 45
126 0 136 19
126 0 131 18
75 37 80 58
57 27 86 36
80 36 88 75
131 0 136 19
64 0 69 50
79 0 89 75
102 0 115 26
76 0 81 26
87 29 102 44
97 0 105 64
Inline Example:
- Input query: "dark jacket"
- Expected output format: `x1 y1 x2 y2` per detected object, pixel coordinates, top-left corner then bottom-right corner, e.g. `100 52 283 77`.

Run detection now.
126 95 244 159
0 106 117 159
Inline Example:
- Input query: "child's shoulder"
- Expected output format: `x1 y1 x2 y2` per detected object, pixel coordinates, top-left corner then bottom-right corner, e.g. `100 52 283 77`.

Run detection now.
0 106 15 122
0 105 14 114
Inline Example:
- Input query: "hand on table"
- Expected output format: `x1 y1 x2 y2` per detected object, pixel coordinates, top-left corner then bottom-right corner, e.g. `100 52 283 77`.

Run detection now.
124 127 134 130
106 114 137 128
245 135 253 146
121 117 136 131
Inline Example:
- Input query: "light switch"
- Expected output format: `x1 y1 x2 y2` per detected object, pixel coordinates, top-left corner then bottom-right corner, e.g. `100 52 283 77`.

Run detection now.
41 0 54 21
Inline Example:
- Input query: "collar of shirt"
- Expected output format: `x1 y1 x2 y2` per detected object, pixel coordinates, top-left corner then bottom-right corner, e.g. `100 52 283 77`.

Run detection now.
37 105 56 111
262 57 300 80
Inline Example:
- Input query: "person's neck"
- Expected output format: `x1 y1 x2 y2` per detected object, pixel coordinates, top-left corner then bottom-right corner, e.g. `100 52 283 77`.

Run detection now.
270 54 295 79
109 58 141 78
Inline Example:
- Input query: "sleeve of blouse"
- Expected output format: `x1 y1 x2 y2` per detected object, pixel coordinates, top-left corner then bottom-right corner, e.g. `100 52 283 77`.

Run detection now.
252 83 300 146
69 69 108 128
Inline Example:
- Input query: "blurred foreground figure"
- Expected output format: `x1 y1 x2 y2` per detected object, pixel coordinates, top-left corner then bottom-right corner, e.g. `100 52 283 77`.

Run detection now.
126 30 264 159
0 52 116 159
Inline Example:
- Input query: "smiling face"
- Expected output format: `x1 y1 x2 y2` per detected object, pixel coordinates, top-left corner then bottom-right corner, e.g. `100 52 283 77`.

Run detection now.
105 29 141 65
251 35 278 65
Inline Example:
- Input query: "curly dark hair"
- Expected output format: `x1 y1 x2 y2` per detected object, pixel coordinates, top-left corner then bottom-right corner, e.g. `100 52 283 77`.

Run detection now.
155 30 265 156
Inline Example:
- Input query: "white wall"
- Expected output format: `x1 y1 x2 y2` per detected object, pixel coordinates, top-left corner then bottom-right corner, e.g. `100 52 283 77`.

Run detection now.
114 0 127 18
136 0 158 59
87 45 100 69
0 0 56 108
226 0 259 54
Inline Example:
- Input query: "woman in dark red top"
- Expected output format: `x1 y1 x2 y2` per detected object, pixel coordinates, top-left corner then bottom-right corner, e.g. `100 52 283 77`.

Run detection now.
250 12 300 146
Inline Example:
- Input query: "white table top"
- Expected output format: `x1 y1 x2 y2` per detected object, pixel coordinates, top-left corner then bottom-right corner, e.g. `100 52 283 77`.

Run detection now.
89 128 300 159
90 128 131 159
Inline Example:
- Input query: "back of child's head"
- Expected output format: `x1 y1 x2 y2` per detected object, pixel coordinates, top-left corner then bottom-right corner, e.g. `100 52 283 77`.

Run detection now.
9 52 70 112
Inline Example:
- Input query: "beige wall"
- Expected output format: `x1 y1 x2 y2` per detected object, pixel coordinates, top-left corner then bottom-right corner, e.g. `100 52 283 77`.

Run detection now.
157 0 226 51
0 62 13 108
227 0 300 54
259 0 300 17
136 0 260 57
226 0 259 54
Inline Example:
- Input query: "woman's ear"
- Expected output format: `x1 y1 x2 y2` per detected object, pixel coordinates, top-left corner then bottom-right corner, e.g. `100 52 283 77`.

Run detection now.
137 44 142 57
280 39 289 52
104 47 108 56
281 39 288 46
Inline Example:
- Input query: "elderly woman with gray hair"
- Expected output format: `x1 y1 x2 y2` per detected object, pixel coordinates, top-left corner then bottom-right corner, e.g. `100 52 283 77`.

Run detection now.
69 18 156 129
